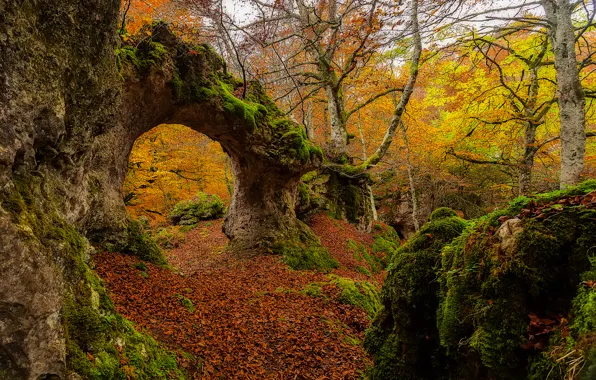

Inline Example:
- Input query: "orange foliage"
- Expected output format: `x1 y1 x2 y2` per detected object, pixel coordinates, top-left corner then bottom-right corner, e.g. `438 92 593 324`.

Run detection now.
123 124 230 226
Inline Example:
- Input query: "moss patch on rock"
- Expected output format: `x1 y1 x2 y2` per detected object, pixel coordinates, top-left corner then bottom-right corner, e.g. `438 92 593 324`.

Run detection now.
2 174 190 379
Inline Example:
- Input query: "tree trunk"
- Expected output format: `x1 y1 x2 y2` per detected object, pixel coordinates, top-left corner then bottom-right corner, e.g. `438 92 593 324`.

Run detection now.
399 121 420 231
542 0 587 188
357 112 377 221
518 65 541 195
325 83 348 157
305 101 315 140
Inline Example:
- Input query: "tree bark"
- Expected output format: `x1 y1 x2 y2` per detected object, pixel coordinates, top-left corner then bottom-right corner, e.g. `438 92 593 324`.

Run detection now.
358 0 422 170
399 121 420 231
542 0 587 188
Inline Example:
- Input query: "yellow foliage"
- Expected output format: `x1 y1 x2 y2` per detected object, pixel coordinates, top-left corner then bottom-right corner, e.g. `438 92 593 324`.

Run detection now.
123 124 230 226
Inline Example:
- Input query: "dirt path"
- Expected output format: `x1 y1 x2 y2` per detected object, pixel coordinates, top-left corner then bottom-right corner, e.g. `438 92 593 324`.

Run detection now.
95 215 386 379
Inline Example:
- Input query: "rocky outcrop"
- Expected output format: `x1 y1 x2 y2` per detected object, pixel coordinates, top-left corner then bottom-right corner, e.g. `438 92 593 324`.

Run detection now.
296 169 375 231
0 1 324 378
366 182 596 380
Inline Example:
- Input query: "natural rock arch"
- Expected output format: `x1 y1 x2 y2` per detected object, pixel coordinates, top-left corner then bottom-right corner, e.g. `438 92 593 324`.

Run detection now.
87 24 323 252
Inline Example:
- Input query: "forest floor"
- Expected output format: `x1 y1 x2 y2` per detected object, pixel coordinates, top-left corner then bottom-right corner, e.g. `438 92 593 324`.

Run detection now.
95 214 388 379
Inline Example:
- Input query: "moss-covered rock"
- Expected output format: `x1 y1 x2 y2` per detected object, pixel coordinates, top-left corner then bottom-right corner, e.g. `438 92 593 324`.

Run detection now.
170 192 225 227
109 219 167 265
365 208 467 380
366 181 596 380
371 222 401 262
1 174 190 379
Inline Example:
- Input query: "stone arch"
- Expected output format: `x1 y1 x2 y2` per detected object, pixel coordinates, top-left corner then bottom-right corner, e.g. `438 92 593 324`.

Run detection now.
85 24 324 252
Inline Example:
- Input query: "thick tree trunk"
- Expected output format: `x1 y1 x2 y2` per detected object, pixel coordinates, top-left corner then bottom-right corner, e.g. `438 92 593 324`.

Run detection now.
325 83 348 157
542 0 587 188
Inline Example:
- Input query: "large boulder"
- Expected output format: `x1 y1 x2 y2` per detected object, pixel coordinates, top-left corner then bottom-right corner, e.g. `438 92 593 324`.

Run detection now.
366 181 596 379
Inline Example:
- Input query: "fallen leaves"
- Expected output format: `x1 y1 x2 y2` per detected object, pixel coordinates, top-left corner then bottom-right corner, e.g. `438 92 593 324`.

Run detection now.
95 214 385 379
522 313 569 351
507 191 596 224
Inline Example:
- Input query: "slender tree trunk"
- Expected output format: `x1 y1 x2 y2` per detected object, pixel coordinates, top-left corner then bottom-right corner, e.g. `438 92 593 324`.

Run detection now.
399 121 420 231
519 66 540 195
357 111 377 221
357 110 368 160
305 101 314 140
542 0 586 188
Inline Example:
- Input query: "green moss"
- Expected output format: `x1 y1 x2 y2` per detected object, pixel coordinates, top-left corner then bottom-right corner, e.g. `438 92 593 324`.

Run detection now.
134 261 148 272
301 283 324 298
301 170 319 183
328 275 381 317
301 276 381 317
275 239 339 271
110 219 166 265
429 207 459 221
348 239 383 274
365 209 467 380
175 294 195 313
371 224 400 262
115 40 169 77
218 82 265 131
170 192 225 226
154 226 186 249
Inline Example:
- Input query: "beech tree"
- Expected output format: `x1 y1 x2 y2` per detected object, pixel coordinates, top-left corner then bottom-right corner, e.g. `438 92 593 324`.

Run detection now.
541 0 590 187
448 0 596 187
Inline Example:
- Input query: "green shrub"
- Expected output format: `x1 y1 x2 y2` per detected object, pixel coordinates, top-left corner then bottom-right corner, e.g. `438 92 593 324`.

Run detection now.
170 192 225 226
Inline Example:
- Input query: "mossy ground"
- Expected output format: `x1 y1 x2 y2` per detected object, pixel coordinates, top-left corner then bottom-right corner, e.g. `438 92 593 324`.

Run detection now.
366 181 596 380
1 175 191 379
300 275 382 317
273 232 339 271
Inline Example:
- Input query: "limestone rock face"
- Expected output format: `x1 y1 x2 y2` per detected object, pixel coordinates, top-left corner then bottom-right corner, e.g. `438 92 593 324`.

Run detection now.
0 1 322 378
1 1 121 378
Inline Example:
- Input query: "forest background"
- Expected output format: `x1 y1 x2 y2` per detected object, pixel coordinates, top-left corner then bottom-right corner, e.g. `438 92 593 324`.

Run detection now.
120 0 596 236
